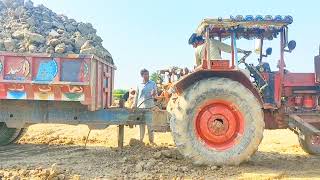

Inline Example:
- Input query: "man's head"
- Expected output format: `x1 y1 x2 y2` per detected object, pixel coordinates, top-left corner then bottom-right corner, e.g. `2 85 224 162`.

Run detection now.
140 68 149 82
188 33 205 48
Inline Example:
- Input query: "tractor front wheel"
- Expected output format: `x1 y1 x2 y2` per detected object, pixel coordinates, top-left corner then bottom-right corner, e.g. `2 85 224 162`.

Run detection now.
167 78 265 165
298 131 320 155
0 122 26 146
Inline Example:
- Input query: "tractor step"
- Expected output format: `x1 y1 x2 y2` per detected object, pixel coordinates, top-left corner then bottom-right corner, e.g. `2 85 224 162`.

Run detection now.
288 114 320 135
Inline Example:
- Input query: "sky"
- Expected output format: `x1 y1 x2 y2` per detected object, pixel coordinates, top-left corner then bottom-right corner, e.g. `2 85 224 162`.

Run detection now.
32 0 320 89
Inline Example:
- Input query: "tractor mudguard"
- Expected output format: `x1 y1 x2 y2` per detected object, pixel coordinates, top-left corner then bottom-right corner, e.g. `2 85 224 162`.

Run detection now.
173 69 263 105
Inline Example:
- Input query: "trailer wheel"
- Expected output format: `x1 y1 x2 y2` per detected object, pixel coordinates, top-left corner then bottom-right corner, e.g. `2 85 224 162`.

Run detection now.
298 132 320 155
168 78 264 165
0 122 26 146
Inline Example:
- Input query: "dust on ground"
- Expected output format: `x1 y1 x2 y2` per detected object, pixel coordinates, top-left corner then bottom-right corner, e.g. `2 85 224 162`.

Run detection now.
1 124 320 179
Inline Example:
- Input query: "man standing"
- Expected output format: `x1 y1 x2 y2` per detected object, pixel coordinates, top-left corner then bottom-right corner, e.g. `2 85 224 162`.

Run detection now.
188 33 248 66
136 68 157 144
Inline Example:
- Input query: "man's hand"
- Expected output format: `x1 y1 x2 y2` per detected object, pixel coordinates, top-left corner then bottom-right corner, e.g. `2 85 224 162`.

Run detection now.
151 89 156 97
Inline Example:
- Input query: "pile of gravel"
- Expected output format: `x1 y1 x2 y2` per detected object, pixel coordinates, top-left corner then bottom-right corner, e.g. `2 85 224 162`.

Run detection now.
0 0 113 63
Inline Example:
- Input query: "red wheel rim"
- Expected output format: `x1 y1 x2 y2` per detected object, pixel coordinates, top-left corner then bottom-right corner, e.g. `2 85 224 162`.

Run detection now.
310 135 320 146
195 100 244 151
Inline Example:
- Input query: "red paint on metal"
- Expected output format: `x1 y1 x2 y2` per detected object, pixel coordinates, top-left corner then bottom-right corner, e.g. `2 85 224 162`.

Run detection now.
274 72 281 106
210 60 230 69
231 34 235 68
295 96 303 106
303 95 314 108
263 109 287 129
194 100 244 150
284 73 316 87
174 69 263 104
277 30 285 106
0 52 115 111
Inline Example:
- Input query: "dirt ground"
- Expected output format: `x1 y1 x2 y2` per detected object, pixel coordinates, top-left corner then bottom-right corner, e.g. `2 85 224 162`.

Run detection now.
1 125 320 180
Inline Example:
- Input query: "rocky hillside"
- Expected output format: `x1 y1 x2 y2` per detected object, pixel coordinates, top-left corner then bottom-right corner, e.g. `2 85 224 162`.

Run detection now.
0 0 113 63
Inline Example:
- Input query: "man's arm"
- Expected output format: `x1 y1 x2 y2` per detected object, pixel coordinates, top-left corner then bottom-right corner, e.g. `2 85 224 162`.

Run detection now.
195 46 202 66
214 39 246 53
151 82 157 97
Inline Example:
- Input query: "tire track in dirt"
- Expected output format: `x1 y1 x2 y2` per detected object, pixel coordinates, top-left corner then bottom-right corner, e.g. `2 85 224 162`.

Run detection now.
1 125 320 179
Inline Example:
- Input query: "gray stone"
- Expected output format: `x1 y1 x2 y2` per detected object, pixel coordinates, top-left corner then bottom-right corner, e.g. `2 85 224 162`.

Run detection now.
12 30 25 39
57 29 64 34
80 40 93 50
153 151 162 159
4 39 16 51
135 161 144 172
48 30 60 37
65 23 77 32
26 18 36 27
25 32 45 43
9 175 20 180
77 22 90 35
42 21 53 29
28 44 37 52
3 0 24 8
145 158 156 170
52 21 64 30
47 38 61 47
24 0 33 9
46 46 54 54
18 47 26 52
65 44 74 52
55 43 65 53
0 40 6 51
80 47 97 55
0 0 112 63
74 35 86 50
57 174 65 180
181 166 189 172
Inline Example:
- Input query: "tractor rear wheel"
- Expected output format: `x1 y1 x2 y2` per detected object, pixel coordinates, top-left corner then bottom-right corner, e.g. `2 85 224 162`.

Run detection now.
0 122 26 146
167 78 264 165
298 132 320 155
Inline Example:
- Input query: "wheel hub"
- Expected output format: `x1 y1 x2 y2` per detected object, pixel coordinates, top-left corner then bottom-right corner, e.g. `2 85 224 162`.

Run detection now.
207 115 229 136
195 100 244 150
311 135 320 145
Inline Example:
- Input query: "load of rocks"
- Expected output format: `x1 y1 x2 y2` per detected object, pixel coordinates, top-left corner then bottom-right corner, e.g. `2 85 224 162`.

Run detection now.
0 0 113 64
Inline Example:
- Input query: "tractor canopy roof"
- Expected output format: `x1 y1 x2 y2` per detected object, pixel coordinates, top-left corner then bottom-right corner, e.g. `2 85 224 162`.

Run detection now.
195 15 293 40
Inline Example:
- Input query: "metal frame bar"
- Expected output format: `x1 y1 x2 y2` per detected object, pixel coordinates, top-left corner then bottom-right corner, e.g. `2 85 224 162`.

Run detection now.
288 114 320 135
0 100 153 129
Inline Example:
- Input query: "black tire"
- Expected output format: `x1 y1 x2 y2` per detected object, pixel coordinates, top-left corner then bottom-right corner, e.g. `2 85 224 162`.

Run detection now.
167 77 264 165
0 122 26 146
298 132 320 155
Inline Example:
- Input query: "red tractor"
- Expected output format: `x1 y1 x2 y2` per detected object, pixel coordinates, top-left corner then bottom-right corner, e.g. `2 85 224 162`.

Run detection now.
166 15 320 165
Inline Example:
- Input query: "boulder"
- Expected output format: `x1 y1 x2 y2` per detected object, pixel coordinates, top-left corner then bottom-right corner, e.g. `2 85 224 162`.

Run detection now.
47 38 61 47
55 43 65 53
4 39 16 51
24 32 45 43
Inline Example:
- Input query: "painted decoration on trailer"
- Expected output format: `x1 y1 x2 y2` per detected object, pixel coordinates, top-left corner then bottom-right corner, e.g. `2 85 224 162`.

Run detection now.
62 93 84 101
4 59 30 80
6 84 26 99
0 84 5 99
35 59 58 81
61 60 82 82
61 85 84 101
34 85 54 100
0 61 3 74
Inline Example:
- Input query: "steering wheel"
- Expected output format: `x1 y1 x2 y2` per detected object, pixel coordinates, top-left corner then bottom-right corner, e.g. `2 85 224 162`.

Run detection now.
237 51 268 92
